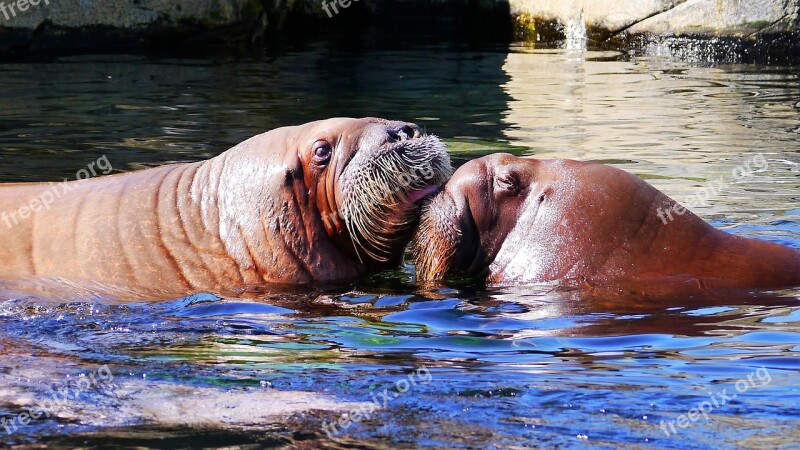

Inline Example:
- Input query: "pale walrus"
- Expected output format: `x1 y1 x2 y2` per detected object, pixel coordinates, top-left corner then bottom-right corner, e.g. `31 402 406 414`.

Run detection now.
0 118 452 297
413 154 800 293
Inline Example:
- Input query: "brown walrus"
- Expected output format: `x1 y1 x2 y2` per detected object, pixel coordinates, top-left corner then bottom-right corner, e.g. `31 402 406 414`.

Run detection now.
0 118 452 298
413 154 800 293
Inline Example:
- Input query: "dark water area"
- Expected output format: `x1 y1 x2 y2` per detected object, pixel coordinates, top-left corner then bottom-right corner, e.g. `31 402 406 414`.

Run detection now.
0 37 799 449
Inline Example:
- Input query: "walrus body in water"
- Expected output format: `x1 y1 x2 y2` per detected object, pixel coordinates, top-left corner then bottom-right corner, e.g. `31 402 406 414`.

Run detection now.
413 154 800 293
0 118 452 298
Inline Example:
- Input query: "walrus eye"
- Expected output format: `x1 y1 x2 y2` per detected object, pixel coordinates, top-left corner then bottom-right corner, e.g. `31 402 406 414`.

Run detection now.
495 174 519 195
312 140 332 165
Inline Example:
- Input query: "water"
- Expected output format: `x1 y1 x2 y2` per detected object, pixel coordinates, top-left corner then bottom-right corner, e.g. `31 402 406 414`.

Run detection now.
0 40 799 448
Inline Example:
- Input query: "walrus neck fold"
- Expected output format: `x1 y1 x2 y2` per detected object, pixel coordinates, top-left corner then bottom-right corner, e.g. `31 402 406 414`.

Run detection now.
208 137 364 285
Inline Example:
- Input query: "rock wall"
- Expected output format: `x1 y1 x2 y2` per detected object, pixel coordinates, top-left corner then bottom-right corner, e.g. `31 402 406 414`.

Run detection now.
0 0 275 52
0 0 258 29
510 0 799 37
0 0 797 54
0 0 511 53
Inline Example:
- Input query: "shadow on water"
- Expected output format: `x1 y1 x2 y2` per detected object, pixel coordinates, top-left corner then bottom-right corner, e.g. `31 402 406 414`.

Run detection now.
0 37 799 449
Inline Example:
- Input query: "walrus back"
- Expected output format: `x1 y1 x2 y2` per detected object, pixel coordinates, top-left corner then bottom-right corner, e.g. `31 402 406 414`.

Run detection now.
0 165 201 291
0 183 48 277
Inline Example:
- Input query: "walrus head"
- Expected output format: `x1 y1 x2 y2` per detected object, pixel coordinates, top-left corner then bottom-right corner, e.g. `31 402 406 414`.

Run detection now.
412 153 655 284
295 118 452 264
412 153 561 283
414 153 800 291
414 153 688 285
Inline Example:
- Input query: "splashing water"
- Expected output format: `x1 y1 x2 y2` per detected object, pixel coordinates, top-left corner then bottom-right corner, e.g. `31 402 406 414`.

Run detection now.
565 10 588 51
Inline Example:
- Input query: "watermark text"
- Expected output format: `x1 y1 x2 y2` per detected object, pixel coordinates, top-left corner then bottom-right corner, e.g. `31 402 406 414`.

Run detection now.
321 366 432 437
1 154 113 230
0 0 49 22
659 366 771 437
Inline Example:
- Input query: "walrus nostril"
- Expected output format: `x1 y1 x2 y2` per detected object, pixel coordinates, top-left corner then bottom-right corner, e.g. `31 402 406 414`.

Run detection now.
399 125 419 140
388 124 421 142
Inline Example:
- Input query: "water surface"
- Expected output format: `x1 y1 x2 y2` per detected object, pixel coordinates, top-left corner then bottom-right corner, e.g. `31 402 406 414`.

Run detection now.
0 43 798 448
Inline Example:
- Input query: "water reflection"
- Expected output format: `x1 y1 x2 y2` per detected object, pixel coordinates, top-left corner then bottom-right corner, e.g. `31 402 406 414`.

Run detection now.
501 49 800 243
0 48 513 181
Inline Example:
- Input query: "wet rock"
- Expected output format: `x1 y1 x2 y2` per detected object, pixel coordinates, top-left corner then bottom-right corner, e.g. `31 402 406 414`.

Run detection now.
625 0 798 36
0 0 513 53
0 0 260 29
510 0 683 34
0 0 274 53
510 0 799 37
0 0 797 57
0 344 369 434
128 383 370 427
509 0 800 63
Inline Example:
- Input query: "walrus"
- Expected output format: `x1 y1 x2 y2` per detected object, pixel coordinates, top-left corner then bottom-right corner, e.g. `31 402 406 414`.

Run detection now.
0 118 452 298
413 154 800 293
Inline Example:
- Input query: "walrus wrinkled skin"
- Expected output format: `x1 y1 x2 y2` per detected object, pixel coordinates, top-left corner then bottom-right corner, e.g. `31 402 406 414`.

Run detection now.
0 118 452 297
413 154 800 292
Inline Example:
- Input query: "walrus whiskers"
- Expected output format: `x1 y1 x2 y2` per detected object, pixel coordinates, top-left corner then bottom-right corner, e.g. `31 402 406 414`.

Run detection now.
412 193 461 281
340 135 452 262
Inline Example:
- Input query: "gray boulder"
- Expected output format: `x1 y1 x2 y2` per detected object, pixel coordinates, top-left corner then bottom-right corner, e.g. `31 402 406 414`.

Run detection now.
0 0 260 29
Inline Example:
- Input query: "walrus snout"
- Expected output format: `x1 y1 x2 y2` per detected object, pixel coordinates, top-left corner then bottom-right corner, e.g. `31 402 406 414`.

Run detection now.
412 157 500 282
335 119 452 263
